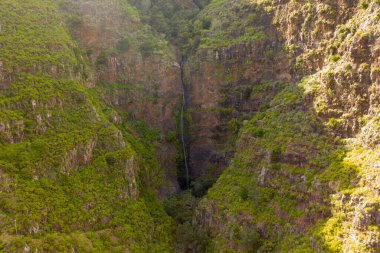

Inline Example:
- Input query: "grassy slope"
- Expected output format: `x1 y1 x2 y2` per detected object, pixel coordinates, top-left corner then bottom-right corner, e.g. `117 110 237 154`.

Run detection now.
197 81 362 252
193 0 380 252
0 0 174 252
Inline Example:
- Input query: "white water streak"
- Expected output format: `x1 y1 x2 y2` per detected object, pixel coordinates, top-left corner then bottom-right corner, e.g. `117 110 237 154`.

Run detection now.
180 61 189 188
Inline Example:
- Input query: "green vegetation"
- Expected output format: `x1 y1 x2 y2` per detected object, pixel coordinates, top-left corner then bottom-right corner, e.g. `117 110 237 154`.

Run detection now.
116 37 132 52
0 0 174 251
196 80 370 252
129 0 271 54
0 1 78 75
195 0 271 49
129 0 211 55
164 191 210 252
330 54 341 62
1 0 379 252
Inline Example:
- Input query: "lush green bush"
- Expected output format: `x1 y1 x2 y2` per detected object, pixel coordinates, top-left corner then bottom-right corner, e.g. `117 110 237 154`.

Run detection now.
116 37 132 52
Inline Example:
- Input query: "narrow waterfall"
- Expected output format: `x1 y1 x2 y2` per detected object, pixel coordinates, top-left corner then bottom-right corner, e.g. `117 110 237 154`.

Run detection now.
180 60 190 188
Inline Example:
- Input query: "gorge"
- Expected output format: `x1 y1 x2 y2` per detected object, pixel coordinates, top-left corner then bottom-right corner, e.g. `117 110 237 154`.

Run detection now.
0 0 379 252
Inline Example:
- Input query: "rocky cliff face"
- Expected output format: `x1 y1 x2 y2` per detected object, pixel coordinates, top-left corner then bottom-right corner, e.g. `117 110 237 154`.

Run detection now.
190 0 380 252
61 0 181 128
0 0 174 252
58 0 186 195
184 0 286 175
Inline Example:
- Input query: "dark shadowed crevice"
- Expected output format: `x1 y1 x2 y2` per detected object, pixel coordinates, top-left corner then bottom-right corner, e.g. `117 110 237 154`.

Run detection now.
179 59 191 189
